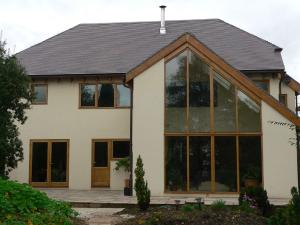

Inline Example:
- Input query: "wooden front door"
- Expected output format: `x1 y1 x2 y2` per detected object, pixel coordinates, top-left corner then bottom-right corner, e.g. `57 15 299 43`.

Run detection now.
92 141 110 187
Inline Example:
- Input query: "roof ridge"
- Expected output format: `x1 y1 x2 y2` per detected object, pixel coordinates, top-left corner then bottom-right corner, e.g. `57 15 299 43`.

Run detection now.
218 19 281 50
16 24 80 55
77 18 220 26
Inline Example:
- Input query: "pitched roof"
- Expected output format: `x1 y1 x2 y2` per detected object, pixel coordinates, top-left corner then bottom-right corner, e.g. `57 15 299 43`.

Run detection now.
16 19 285 76
127 33 300 126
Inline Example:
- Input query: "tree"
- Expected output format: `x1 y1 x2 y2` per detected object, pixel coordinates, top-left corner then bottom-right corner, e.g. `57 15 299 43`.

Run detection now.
0 41 32 178
134 155 151 211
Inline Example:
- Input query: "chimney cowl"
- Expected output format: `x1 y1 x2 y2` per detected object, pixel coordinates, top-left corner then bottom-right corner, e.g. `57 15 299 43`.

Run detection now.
159 5 167 34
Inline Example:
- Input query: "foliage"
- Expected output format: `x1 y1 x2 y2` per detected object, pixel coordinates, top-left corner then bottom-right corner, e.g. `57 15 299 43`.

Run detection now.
0 41 33 178
239 196 257 214
0 178 78 224
115 157 130 172
239 186 271 216
211 199 226 210
180 203 200 212
268 187 300 225
134 155 151 211
242 166 260 180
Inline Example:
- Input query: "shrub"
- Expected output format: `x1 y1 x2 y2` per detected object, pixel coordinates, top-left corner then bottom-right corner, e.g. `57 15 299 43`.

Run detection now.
134 155 151 211
115 157 130 172
180 204 199 212
0 178 78 225
268 187 300 225
211 199 226 210
239 186 271 216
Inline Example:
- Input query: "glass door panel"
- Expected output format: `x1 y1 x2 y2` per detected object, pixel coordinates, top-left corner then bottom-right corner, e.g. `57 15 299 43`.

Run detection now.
189 136 211 192
92 141 110 187
51 142 67 182
31 142 48 182
94 142 108 167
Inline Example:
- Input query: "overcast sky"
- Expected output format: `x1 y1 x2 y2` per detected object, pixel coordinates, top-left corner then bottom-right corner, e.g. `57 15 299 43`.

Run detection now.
1 0 299 81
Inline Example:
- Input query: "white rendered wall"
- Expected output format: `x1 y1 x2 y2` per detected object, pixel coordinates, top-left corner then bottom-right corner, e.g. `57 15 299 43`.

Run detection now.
10 80 130 189
132 59 165 196
262 101 298 198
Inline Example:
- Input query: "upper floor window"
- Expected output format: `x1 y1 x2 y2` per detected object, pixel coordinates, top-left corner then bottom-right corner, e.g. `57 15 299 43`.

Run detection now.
80 83 131 108
279 94 287 106
253 80 269 93
32 84 48 104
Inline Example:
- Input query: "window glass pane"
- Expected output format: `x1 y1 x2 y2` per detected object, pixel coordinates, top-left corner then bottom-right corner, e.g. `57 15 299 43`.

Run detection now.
32 142 48 182
238 91 261 132
214 73 236 131
51 142 67 182
116 84 131 107
113 141 130 158
253 80 269 92
215 136 237 192
165 51 187 132
33 85 47 103
94 142 108 167
165 136 187 191
189 136 211 192
279 94 287 106
81 84 96 106
98 84 114 107
189 51 210 132
239 136 262 189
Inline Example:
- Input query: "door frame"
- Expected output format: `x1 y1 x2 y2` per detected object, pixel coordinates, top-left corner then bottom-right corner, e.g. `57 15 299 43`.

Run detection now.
91 139 111 187
29 139 69 187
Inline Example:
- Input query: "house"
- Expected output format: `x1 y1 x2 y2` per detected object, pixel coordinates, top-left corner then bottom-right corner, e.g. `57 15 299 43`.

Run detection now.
10 10 300 199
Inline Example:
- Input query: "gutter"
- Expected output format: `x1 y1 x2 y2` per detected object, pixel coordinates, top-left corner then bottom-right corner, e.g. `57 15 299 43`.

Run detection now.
124 80 133 196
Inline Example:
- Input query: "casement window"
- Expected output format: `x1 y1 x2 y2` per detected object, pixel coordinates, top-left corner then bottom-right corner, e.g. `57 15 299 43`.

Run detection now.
112 141 130 159
80 83 131 108
279 94 287 106
252 80 270 93
165 49 262 193
32 84 48 104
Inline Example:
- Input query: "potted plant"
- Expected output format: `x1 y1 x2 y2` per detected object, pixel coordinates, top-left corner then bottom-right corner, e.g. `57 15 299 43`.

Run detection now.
115 157 131 195
243 167 260 188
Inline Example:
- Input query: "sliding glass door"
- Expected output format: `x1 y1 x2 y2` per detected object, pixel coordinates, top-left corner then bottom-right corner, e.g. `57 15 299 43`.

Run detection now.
30 140 69 187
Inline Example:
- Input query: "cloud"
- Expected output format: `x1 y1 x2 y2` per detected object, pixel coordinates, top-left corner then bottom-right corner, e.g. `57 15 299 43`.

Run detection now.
0 0 299 80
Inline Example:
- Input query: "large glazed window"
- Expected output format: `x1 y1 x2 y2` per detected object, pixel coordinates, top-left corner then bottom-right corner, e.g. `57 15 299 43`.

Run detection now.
165 51 187 132
165 48 262 193
189 51 210 132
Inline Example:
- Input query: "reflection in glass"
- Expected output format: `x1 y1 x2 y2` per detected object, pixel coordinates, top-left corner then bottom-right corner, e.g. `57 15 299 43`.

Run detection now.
94 142 108 167
32 142 48 182
113 141 130 158
238 91 260 132
81 84 96 106
166 136 187 191
189 136 211 192
239 136 262 188
51 142 67 182
98 84 114 107
165 51 187 132
214 73 236 131
33 85 47 103
253 80 269 92
116 84 131 107
215 136 237 192
189 52 210 132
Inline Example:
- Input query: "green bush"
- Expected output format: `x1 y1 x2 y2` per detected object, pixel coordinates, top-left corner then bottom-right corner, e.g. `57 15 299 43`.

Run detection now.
268 187 300 225
134 155 151 211
211 199 226 210
180 204 199 212
239 186 271 216
0 178 78 225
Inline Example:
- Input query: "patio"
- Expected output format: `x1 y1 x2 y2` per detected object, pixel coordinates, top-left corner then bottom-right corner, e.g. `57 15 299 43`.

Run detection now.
38 188 290 207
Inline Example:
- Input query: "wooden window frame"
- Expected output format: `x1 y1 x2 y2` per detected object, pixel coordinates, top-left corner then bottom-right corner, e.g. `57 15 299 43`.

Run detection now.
32 83 48 105
29 139 69 187
164 47 263 194
279 94 288 106
79 82 130 109
252 79 270 94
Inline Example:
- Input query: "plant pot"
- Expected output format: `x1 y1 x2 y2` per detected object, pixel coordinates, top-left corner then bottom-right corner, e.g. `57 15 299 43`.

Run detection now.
124 178 130 188
124 187 132 196
244 178 259 188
